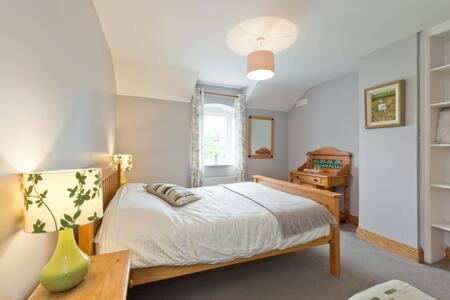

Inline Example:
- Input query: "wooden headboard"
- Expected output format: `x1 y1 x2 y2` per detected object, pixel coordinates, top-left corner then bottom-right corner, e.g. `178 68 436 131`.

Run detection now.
78 163 121 255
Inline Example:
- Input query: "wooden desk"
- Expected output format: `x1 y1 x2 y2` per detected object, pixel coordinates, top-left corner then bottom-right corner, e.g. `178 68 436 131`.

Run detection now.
289 170 350 222
29 250 130 300
290 147 352 223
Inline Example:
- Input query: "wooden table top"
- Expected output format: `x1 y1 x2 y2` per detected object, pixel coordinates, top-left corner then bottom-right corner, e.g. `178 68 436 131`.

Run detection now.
290 170 350 178
29 250 130 300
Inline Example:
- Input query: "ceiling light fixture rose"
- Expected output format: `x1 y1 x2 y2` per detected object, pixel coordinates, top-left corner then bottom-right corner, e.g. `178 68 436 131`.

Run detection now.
226 16 298 81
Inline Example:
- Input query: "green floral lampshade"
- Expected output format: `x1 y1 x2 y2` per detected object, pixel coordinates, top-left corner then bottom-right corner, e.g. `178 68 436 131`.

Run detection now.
23 168 103 233
113 154 133 171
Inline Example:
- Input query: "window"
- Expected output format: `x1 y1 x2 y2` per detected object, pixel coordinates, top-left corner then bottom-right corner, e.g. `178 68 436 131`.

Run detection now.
203 104 235 166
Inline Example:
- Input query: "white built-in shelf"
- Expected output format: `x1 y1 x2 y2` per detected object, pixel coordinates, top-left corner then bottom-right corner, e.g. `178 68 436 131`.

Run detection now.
430 101 450 108
431 222 450 232
422 23 450 263
430 64 450 75
430 183 450 189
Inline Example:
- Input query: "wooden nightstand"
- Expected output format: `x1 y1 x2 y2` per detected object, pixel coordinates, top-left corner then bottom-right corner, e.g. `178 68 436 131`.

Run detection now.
29 250 131 300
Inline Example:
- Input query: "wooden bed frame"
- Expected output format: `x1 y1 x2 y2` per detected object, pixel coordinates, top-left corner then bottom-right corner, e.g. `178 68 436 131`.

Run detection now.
78 164 341 287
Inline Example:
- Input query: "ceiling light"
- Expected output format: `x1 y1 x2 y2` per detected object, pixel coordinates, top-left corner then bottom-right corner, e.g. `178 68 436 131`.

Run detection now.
247 50 274 81
226 17 297 81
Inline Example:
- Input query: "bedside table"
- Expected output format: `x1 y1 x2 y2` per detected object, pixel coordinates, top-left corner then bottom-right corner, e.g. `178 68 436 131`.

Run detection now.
29 250 131 300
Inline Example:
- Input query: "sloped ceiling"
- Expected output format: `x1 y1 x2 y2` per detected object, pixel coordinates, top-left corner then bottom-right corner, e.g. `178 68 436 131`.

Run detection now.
93 0 450 111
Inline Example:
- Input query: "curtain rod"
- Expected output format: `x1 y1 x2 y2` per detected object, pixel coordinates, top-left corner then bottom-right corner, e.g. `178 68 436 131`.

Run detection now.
203 91 238 99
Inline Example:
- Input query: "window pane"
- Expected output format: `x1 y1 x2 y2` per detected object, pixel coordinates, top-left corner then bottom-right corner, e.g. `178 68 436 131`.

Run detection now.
204 115 227 138
203 109 235 165
204 137 228 165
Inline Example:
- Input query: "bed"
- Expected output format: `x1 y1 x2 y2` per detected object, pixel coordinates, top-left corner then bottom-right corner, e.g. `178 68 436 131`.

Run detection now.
77 164 341 287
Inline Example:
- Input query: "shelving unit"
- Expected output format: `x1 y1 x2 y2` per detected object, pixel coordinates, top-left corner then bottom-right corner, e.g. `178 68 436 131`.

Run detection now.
430 64 450 74
431 222 450 232
420 21 450 263
430 101 450 108
430 183 450 189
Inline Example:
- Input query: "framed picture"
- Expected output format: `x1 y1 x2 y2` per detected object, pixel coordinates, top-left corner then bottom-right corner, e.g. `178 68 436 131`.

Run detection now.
364 80 405 129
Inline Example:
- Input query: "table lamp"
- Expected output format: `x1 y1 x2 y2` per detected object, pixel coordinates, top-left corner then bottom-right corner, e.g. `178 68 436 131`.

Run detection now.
112 154 132 185
23 168 103 292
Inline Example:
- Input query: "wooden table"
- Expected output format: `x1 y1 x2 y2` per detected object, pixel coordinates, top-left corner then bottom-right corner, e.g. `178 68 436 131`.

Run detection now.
289 170 350 222
29 250 131 300
290 147 352 223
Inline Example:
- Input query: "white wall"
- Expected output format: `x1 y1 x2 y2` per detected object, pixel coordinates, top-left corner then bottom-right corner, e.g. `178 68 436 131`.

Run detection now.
358 34 419 248
116 94 288 186
288 72 359 216
0 1 116 298
113 58 198 103
116 96 192 186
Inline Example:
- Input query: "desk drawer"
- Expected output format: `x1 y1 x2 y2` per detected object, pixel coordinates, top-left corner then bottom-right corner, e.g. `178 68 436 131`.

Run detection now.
296 174 323 185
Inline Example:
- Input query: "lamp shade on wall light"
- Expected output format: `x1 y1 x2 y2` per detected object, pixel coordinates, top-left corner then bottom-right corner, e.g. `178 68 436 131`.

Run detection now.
22 168 103 292
247 50 274 81
113 154 133 185
112 154 133 171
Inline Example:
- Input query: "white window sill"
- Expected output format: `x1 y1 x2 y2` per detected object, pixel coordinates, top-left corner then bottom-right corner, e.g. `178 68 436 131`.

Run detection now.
204 164 235 167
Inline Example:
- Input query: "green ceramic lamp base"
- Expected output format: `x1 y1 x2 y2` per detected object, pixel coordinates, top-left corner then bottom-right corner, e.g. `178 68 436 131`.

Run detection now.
40 228 90 292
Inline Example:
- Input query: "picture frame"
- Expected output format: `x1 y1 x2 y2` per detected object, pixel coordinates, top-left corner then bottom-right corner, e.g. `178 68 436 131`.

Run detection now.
364 80 405 129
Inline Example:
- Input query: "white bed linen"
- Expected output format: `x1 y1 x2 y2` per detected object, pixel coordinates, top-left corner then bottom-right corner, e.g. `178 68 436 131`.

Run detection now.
95 183 330 269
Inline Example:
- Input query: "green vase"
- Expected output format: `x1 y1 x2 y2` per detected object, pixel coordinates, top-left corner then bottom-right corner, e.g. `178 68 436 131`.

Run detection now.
40 228 90 292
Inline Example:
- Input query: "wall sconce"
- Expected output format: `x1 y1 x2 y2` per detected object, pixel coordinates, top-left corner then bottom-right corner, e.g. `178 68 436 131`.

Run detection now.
112 154 132 185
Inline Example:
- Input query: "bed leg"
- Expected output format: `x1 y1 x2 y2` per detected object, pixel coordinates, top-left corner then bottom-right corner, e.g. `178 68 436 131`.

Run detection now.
330 225 340 276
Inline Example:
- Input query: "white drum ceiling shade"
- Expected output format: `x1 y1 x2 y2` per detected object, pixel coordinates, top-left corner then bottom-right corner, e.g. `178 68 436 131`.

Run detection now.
226 16 298 56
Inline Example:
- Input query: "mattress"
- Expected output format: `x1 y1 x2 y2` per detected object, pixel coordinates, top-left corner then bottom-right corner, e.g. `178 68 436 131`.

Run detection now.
95 183 331 269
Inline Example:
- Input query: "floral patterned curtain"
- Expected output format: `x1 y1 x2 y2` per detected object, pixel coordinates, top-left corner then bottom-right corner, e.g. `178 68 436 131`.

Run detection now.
234 94 247 182
190 88 204 187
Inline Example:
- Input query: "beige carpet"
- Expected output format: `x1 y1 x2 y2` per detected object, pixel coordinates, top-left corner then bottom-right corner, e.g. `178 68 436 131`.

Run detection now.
128 225 450 300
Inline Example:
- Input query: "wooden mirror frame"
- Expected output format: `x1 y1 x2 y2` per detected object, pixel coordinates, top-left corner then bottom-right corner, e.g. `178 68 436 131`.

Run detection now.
248 116 274 159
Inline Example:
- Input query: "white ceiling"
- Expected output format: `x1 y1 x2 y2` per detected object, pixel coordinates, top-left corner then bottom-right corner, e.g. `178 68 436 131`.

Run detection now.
93 0 450 111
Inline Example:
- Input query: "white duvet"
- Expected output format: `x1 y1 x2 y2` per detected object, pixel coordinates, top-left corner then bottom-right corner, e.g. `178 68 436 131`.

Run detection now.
95 183 330 269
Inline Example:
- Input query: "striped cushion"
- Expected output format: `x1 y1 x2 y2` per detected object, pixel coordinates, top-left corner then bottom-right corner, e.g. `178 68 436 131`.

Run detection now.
144 183 202 207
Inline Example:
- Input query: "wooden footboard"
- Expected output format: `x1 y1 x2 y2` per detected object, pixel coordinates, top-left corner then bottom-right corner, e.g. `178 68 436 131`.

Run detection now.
130 235 333 286
253 176 340 276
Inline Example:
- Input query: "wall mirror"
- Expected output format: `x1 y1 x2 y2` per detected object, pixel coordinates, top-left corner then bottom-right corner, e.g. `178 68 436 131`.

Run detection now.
248 116 274 159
